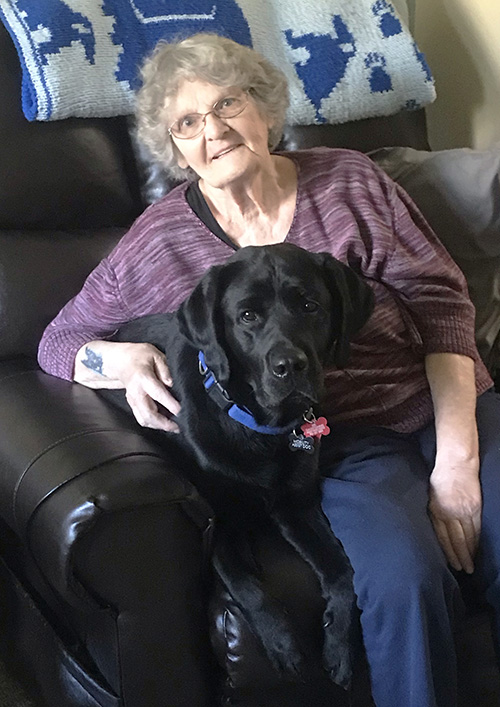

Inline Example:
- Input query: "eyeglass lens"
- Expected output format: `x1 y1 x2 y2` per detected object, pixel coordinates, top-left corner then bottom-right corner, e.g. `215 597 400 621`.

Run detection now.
170 92 247 139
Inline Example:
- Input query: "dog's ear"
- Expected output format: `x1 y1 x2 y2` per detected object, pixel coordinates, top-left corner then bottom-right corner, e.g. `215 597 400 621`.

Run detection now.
315 252 374 368
177 263 231 385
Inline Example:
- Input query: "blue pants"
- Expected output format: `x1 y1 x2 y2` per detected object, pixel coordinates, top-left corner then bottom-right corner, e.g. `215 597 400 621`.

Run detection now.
320 389 500 707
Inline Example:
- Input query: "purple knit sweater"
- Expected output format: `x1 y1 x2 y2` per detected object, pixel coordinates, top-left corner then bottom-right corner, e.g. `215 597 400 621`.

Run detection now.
38 148 492 432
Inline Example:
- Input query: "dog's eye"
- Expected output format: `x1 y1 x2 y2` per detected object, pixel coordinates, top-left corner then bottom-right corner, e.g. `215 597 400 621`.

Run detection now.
241 310 258 322
303 300 319 312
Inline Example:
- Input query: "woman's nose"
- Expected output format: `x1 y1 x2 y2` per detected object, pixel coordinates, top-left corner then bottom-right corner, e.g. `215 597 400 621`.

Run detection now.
203 111 229 138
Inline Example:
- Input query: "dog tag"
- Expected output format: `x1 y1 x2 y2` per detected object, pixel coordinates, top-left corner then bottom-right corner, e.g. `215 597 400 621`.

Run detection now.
288 432 316 454
301 415 330 439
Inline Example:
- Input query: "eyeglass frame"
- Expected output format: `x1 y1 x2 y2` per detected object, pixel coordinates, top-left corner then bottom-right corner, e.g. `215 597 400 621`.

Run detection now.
167 90 250 140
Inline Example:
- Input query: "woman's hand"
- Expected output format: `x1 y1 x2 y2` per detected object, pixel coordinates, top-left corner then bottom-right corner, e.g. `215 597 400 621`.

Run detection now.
428 459 481 574
74 340 180 432
424 353 482 574
118 342 181 432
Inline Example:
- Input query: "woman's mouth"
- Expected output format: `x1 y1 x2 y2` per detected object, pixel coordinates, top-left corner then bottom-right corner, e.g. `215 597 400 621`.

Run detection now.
212 145 240 160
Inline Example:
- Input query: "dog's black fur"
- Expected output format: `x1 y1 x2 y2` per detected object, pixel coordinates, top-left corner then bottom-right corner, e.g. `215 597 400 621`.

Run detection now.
102 243 374 687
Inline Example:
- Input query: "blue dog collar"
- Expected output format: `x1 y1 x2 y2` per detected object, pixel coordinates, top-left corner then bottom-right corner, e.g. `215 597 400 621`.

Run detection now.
198 351 302 436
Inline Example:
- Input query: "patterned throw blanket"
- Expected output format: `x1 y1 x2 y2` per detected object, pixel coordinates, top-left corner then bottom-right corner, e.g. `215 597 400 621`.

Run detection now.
0 0 435 123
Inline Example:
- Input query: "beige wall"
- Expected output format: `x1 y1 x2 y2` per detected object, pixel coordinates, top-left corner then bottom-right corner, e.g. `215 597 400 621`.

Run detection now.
414 0 500 150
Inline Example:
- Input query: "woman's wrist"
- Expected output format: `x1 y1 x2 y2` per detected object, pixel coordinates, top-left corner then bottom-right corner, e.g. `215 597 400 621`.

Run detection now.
433 429 479 471
74 340 132 388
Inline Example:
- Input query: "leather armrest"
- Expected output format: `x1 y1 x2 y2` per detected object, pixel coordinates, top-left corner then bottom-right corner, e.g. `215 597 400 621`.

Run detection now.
0 360 214 608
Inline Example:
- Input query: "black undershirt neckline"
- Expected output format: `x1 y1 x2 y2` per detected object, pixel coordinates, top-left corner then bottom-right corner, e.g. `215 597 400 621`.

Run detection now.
185 181 238 251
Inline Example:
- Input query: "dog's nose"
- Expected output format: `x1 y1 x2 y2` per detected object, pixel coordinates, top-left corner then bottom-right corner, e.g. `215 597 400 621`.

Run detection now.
270 349 309 378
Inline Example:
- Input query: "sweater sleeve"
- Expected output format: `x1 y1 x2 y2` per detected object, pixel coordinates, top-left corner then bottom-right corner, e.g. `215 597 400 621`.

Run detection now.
37 257 130 380
381 175 479 360
36 179 232 381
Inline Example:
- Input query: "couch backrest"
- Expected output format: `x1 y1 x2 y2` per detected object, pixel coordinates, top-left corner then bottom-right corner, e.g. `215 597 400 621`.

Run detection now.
0 24 144 232
0 228 125 362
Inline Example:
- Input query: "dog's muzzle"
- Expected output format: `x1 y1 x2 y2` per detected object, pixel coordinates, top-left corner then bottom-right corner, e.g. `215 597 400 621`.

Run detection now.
259 343 323 411
268 345 309 379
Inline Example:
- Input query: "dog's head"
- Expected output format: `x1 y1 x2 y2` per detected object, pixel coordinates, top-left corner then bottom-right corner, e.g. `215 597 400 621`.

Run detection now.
178 243 374 423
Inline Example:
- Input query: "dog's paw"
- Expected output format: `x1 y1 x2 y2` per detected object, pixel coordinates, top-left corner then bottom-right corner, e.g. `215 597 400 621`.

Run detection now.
256 614 306 679
267 642 306 680
321 603 357 688
322 639 353 689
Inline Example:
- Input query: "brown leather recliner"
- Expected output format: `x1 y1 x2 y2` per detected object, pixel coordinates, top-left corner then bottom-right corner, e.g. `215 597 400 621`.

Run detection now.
0 22 498 707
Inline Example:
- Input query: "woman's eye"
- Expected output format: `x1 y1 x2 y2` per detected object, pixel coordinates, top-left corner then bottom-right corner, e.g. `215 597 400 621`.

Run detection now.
303 301 319 312
241 310 258 322
219 97 235 109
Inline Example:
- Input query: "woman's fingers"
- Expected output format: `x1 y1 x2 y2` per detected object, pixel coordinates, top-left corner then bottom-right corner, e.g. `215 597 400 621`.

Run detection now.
431 517 462 572
430 513 480 575
154 353 174 388
126 383 180 432
120 344 181 431
462 513 481 559
447 519 475 574
144 370 181 417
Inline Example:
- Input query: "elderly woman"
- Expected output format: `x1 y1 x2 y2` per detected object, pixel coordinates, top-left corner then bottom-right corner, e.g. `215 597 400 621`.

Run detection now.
38 33 500 707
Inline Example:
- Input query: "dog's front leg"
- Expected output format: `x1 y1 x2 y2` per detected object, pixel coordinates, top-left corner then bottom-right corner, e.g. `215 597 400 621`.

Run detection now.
211 528 305 678
269 505 358 688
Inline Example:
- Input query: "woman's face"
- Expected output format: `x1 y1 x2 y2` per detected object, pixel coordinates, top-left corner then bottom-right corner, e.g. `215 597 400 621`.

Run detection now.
167 79 274 189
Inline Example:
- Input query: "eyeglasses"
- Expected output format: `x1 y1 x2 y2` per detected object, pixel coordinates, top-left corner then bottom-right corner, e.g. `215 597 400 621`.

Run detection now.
168 91 249 140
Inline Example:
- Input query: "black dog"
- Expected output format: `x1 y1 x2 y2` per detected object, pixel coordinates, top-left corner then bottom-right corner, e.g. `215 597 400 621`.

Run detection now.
104 243 374 687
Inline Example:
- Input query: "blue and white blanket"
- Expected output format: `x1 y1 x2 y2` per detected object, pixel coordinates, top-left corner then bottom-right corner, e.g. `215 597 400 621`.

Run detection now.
0 0 435 123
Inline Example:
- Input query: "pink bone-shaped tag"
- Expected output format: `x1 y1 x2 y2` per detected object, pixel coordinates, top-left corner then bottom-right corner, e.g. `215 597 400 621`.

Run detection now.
300 416 330 439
